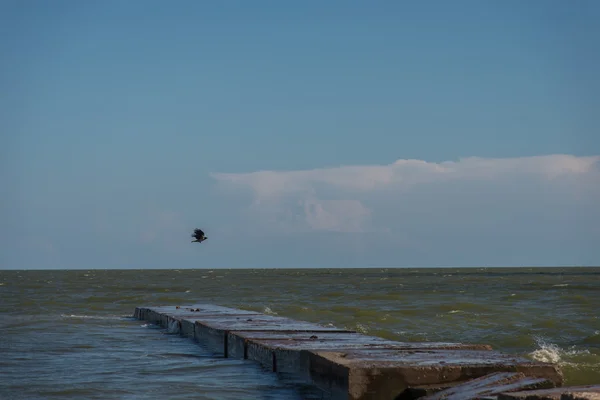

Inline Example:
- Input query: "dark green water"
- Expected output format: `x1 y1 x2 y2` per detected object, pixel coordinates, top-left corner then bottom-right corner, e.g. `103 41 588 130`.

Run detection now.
1 267 599 399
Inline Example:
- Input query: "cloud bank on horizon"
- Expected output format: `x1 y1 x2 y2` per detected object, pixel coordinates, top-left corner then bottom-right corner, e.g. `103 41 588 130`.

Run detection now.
2 154 598 269
211 154 599 237
208 154 599 269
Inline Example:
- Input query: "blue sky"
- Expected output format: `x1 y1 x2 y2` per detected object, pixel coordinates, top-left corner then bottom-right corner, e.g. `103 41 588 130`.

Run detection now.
1 1 599 269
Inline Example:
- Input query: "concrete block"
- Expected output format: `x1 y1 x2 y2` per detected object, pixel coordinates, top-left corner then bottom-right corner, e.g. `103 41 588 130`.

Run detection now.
133 305 570 400
193 315 351 357
166 317 181 334
179 319 196 338
134 304 263 338
227 331 362 361
498 386 600 400
151 304 260 315
148 309 162 325
307 349 564 400
165 313 261 339
420 371 555 400
228 331 493 386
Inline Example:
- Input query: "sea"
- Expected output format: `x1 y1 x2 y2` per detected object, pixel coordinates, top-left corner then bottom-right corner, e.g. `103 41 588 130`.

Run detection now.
1 267 599 399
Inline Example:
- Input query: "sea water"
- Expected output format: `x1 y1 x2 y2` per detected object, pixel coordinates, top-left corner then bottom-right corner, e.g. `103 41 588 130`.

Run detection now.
1 267 599 398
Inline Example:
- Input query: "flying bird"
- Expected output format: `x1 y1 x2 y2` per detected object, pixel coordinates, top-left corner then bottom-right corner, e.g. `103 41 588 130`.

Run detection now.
191 228 208 243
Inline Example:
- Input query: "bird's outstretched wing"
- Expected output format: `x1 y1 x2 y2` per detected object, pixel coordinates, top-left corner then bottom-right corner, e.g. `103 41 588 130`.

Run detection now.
192 228 205 239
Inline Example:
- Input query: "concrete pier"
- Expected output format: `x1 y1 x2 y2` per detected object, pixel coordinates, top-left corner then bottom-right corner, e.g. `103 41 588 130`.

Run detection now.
498 386 600 400
133 304 567 400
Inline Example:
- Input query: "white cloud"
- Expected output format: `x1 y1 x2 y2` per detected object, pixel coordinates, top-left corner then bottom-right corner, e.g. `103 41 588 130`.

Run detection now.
213 154 598 193
210 154 600 235
302 198 371 233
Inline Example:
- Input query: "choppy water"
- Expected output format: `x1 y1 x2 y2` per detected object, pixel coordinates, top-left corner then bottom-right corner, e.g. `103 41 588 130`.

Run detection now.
1 267 599 399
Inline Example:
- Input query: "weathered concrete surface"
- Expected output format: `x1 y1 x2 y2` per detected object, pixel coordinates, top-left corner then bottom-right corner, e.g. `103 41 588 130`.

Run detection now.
498 385 600 400
395 381 464 400
228 331 493 385
227 330 372 360
134 304 263 339
420 372 554 400
134 304 261 331
134 305 566 400
134 304 260 321
193 315 352 357
308 349 563 400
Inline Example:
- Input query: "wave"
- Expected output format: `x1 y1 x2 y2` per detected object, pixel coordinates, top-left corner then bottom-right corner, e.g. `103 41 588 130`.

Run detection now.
354 322 369 334
263 306 278 315
60 314 125 320
529 336 599 381
579 331 600 347
529 341 588 365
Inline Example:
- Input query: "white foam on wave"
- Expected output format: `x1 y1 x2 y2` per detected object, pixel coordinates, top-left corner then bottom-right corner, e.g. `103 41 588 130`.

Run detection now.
355 323 369 334
60 314 123 320
263 306 277 315
529 336 592 368
394 330 429 340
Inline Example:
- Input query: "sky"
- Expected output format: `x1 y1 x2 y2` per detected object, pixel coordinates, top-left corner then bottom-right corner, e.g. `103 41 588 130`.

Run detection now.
1 0 599 269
